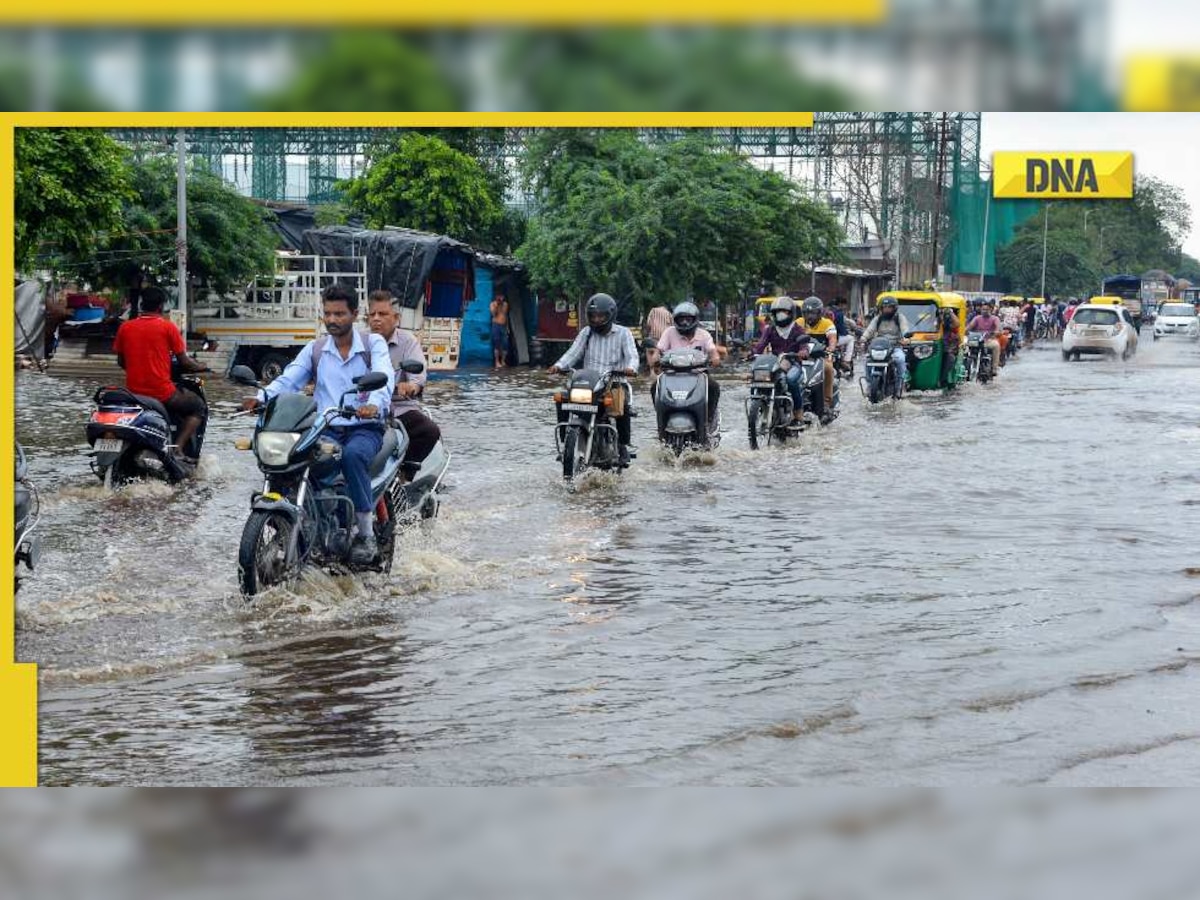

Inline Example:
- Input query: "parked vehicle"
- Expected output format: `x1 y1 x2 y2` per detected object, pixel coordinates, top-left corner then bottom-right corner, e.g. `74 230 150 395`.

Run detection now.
230 364 422 597
1062 303 1139 361
85 373 209 488
652 347 721 455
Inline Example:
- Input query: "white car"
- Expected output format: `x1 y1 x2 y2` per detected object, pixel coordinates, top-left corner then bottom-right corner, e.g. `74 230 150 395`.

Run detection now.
1061 304 1139 361
1153 302 1200 341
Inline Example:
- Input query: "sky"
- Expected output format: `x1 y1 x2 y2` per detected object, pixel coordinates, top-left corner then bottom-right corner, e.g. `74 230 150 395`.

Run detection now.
980 113 1200 258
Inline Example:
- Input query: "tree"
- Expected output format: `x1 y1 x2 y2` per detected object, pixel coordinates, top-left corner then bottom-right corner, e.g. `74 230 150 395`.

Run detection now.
76 157 278 296
339 133 503 246
15 128 132 272
518 131 845 316
995 227 1100 298
255 32 461 111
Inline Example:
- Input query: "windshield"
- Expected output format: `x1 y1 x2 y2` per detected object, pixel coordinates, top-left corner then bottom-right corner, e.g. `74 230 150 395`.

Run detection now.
1073 309 1118 326
899 303 939 333
1161 304 1196 318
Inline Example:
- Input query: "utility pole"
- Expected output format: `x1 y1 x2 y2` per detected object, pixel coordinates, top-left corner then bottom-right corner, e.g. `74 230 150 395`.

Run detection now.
977 178 991 293
176 129 188 336
1040 202 1051 299
929 112 948 284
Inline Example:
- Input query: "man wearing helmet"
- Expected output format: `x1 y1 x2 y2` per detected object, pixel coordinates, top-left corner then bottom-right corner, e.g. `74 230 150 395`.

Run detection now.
646 300 723 423
752 296 824 423
861 296 913 385
549 292 640 465
799 296 839 422
966 299 1003 374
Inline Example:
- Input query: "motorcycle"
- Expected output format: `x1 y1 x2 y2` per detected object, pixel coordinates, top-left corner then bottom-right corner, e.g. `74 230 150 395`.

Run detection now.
965 331 996 383
860 336 905 404
652 347 721 456
85 372 209 488
229 362 425 598
746 346 830 449
553 368 627 480
1001 326 1020 363
14 443 41 593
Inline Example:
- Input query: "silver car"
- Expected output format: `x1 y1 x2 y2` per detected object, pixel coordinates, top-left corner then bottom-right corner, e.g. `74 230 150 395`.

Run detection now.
1153 302 1200 341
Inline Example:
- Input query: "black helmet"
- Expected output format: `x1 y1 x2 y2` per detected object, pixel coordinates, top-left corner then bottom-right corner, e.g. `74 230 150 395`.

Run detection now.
672 301 700 336
880 296 898 312
586 293 617 335
801 296 824 321
769 296 797 328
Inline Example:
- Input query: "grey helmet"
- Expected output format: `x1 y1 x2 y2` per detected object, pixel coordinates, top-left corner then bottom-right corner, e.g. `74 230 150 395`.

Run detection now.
801 296 824 324
672 301 700 336
769 296 797 329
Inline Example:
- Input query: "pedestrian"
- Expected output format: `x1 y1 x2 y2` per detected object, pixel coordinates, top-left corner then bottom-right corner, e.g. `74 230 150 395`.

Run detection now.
490 294 510 368
645 304 673 343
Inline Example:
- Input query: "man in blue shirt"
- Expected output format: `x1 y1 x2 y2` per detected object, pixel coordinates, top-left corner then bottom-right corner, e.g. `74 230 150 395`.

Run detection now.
242 283 394 564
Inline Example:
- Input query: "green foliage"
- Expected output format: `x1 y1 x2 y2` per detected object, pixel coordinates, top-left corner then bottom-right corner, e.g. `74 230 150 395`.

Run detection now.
339 133 503 246
79 157 278 295
314 203 353 227
501 29 857 111
518 131 846 316
255 32 461 111
996 176 1195 296
15 128 132 272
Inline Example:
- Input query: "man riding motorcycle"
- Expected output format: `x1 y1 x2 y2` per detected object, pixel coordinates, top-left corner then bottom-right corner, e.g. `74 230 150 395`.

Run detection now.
112 286 212 464
646 301 722 424
242 283 394 565
800 296 838 422
860 297 912 386
966 300 1004 374
752 297 823 423
548 293 640 466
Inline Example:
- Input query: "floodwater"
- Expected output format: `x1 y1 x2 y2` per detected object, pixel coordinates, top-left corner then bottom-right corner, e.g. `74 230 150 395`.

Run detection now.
16 335 1200 785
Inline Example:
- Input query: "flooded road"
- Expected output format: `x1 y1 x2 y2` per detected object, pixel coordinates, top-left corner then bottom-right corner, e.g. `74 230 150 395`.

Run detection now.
17 335 1200 785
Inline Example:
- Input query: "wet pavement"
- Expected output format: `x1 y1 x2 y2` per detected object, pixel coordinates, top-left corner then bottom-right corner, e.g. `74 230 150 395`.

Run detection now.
16 334 1200 785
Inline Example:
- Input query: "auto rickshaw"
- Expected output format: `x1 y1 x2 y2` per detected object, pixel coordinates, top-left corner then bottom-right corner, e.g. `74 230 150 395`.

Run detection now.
874 290 967 392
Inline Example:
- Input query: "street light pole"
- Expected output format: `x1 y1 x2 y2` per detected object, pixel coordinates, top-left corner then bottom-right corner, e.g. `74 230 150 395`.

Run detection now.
176 128 188 336
1040 202 1051 299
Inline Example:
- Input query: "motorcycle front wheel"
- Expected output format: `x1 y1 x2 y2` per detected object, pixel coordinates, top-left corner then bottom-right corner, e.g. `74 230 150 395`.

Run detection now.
747 398 765 450
238 510 296 598
867 374 883 404
562 426 585 480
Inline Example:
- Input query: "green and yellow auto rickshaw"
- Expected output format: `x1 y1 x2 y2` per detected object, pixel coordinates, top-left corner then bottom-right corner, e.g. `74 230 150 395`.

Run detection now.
874 290 967 391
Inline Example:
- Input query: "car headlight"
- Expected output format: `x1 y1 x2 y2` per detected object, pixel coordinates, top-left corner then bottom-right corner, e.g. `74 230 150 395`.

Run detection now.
255 431 301 466
912 342 934 360
569 388 594 404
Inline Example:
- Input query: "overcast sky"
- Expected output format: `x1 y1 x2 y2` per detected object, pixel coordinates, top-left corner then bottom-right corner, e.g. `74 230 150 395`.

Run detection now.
980 113 1200 258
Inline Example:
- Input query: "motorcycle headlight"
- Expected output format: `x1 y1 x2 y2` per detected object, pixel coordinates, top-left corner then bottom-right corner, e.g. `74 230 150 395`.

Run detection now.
912 343 934 360
752 369 773 382
255 431 301 466
569 388 594 404
870 348 889 361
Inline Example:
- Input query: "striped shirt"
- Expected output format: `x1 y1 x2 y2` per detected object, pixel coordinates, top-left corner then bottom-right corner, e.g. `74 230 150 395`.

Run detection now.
554 325 639 374
645 306 673 341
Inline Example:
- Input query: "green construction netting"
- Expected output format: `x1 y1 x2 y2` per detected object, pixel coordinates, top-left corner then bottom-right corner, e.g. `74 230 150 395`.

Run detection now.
948 175 1041 278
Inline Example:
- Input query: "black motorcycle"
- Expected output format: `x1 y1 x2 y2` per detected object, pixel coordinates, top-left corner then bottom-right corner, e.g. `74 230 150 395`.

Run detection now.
965 332 995 383
85 373 209 488
230 364 420 597
652 347 721 455
554 368 626 480
15 443 40 593
861 336 905 404
745 344 834 450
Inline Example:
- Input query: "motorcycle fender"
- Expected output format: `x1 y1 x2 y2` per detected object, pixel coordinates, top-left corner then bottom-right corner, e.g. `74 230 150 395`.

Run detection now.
250 496 302 522
567 413 592 431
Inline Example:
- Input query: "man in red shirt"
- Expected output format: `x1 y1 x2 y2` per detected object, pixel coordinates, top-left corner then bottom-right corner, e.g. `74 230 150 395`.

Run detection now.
112 287 211 460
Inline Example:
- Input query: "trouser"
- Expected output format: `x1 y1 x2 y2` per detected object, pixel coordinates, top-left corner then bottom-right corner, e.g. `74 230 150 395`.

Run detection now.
785 364 824 416
985 339 1001 371
822 357 835 406
837 334 855 365
324 425 383 514
892 347 908 383
398 410 441 463
941 346 958 384
164 386 206 423
996 330 1010 362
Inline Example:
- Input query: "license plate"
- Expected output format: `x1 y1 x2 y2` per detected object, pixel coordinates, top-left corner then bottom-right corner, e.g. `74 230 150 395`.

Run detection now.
94 438 124 453
561 402 598 413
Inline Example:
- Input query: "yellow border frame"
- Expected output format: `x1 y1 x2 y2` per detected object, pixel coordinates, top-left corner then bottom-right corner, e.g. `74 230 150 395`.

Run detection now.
2 111 815 786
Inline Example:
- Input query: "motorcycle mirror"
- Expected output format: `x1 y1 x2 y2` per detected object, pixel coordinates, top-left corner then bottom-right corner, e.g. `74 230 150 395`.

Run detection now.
353 371 389 391
229 365 259 386
400 360 425 375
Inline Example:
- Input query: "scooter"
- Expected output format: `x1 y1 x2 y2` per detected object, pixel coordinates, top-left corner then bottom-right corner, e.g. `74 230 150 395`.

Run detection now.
553 368 627 480
15 443 41 593
652 347 721 456
229 363 423 598
860 336 905 403
85 372 209 488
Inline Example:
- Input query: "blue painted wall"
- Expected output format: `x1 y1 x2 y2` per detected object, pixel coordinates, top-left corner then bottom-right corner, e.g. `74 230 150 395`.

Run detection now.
460 263 495 367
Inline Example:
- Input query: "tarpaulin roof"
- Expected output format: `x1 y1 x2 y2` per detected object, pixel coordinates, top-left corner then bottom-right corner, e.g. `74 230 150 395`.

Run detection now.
301 226 473 310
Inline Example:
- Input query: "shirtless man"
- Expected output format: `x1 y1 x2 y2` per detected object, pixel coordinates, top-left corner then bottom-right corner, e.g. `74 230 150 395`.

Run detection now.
490 294 510 368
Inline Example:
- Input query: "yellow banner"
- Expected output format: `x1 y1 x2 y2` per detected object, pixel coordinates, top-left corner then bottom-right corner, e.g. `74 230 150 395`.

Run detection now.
0 1 886 25
1123 56 1200 111
992 152 1134 200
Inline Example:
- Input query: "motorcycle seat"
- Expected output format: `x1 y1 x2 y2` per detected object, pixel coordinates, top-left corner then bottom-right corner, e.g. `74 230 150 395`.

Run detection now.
96 386 171 421
369 428 399 478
